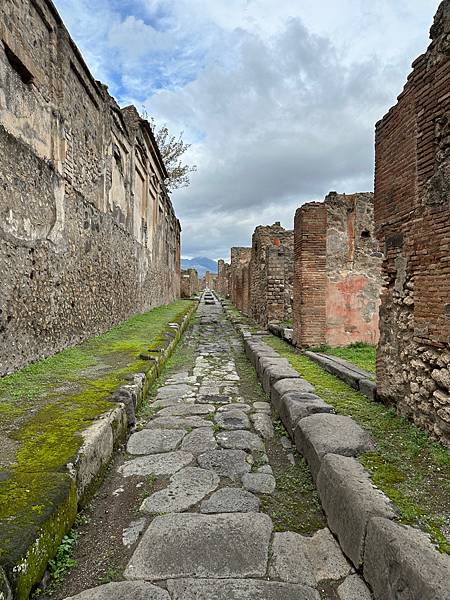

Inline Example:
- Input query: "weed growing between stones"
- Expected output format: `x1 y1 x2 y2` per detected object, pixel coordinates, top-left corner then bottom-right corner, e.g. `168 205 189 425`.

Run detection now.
267 335 450 553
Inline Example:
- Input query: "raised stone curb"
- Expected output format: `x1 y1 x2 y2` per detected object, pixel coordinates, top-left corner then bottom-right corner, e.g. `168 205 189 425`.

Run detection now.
1 301 197 600
236 330 450 600
305 351 377 401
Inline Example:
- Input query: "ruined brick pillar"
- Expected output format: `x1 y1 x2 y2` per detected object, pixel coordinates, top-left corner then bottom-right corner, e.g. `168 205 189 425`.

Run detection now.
375 0 450 446
230 247 252 315
216 259 231 297
250 223 294 327
293 192 382 348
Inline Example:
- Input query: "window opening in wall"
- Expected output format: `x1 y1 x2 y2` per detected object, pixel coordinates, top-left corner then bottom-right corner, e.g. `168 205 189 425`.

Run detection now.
361 229 371 239
3 42 34 85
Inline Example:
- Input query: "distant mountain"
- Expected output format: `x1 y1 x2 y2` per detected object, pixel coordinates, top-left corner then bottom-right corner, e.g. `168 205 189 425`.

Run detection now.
181 256 218 277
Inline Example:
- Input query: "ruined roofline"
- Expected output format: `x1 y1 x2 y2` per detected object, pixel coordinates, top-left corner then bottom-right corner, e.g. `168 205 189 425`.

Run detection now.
296 191 374 213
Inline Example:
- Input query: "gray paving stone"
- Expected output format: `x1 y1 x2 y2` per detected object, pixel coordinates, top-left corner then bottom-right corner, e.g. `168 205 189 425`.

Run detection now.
252 401 271 413
146 416 213 429
279 393 334 436
363 517 450 600
295 414 375 480
271 379 316 412
316 455 397 567
64 581 170 600
156 384 195 399
303 528 352 582
242 472 276 494
181 427 218 455
217 403 251 413
215 409 250 430
122 518 147 548
197 449 251 480
197 394 231 404
337 574 372 600
257 464 273 474
262 365 300 395
126 429 186 455
251 412 274 439
152 397 196 408
140 467 219 513
256 356 290 378
125 513 273 580
216 430 264 451
200 486 260 513
269 531 316 586
156 404 215 417
118 451 194 477
167 579 320 600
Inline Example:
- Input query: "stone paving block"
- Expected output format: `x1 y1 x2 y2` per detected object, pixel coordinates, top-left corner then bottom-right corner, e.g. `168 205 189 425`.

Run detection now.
303 528 352 582
197 449 251 480
295 414 375 480
140 467 219 513
262 365 300 395
337 574 372 600
125 513 273 580
167 579 321 600
316 455 397 567
217 403 251 413
271 379 316 412
215 409 250 430
363 517 450 600
197 394 231 404
216 430 264 451
126 429 186 455
64 581 170 600
118 451 194 477
279 393 334 436
268 531 316 586
242 472 276 494
252 401 271 413
156 383 196 399
251 412 274 439
181 428 218 455
146 416 213 429
156 404 215 417
200 487 260 513
152 397 196 408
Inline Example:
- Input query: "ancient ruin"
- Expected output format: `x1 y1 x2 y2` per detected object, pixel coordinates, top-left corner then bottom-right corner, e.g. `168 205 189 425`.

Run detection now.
216 259 231 297
250 223 294 327
181 268 200 298
375 1 450 445
230 247 252 315
0 0 180 375
293 192 382 348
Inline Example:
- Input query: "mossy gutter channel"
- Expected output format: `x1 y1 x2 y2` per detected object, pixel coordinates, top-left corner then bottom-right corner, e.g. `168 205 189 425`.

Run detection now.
0 300 197 600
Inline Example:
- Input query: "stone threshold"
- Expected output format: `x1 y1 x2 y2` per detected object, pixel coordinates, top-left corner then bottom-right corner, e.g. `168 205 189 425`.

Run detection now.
223 300 450 600
0 302 198 600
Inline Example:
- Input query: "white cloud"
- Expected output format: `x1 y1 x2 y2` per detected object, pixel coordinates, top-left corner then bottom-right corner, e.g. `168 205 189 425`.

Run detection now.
54 0 441 260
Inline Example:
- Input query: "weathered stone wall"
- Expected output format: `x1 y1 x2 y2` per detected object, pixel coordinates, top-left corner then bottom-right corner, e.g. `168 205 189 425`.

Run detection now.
216 259 230 297
375 0 450 446
250 223 294 327
201 271 216 290
0 0 181 375
181 269 199 298
293 192 382 347
230 247 251 315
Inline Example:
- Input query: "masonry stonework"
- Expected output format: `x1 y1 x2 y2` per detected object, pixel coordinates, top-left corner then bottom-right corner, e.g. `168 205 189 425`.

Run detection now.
375 0 450 446
230 247 251 315
250 223 294 327
0 0 181 375
181 269 199 298
293 192 382 348
216 259 231 297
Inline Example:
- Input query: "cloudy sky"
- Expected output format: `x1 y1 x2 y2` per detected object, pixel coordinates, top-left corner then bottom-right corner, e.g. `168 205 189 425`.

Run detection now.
54 0 440 261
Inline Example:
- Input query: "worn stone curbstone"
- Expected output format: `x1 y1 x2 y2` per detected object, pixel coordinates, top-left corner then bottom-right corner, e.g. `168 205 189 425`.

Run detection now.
256 356 290 379
359 378 377 401
279 393 335 436
316 455 397 568
262 365 300 395
64 581 171 600
271 379 316 412
363 517 450 600
294 413 375 480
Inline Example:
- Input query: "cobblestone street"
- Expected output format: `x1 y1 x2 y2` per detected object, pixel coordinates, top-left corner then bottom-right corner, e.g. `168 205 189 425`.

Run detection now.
61 292 371 600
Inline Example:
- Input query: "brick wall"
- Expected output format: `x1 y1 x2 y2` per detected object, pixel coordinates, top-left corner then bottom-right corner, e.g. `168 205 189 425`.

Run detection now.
250 223 294 327
293 193 382 347
181 269 199 298
230 247 251 315
216 259 231 297
375 0 450 446
0 0 181 374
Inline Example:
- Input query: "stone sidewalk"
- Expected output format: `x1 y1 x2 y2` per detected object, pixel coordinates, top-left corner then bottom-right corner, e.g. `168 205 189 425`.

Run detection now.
63 292 371 600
